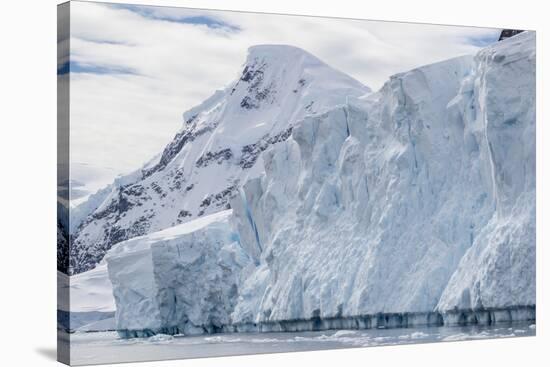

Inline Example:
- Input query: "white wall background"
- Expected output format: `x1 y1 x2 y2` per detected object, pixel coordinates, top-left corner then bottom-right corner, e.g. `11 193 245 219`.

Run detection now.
0 0 547 366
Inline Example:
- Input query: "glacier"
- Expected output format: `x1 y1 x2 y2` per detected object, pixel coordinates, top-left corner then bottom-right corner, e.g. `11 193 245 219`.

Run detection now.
232 32 535 325
104 32 535 336
105 210 250 337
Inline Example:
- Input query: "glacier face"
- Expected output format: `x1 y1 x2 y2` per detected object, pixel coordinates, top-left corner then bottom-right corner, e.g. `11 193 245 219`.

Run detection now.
70 45 369 275
105 32 535 334
436 32 536 311
105 210 250 335
232 32 535 323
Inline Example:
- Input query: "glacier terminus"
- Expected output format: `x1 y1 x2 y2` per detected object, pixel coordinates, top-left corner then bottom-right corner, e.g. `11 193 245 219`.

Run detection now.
63 31 536 341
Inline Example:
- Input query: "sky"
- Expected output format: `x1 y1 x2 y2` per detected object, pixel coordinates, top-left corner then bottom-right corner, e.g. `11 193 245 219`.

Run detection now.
63 0 501 197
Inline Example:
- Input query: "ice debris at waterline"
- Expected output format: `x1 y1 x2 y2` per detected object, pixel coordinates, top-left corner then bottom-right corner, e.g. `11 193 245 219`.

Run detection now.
68 323 535 366
103 32 535 338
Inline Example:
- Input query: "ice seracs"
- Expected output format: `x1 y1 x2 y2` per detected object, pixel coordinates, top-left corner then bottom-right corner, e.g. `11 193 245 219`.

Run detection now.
436 31 536 312
106 210 250 336
104 32 535 336
231 54 478 322
232 33 535 324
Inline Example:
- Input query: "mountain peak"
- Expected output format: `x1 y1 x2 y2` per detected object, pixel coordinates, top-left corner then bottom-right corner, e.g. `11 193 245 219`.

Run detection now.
231 44 370 113
246 44 323 65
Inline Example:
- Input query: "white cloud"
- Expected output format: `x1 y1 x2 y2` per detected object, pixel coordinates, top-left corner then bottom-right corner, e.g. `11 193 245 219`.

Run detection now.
68 1 500 187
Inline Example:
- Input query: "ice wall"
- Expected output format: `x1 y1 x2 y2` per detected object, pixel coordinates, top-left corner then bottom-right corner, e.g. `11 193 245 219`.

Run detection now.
231 32 535 324
437 31 536 311
106 210 250 336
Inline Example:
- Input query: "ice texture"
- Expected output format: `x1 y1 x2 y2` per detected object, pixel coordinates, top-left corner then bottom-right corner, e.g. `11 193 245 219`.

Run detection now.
107 32 535 334
436 32 536 311
232 32 535 323
106 210 250 336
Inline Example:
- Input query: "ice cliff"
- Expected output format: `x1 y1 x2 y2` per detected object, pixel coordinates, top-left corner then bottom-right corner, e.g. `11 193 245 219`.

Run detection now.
106 32 535 335
233 32 535 324
436 31 536 311
106 210 250 336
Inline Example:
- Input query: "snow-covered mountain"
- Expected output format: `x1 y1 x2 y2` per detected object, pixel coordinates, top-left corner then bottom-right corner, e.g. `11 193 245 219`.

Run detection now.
69 45 370 275
104 32 535 336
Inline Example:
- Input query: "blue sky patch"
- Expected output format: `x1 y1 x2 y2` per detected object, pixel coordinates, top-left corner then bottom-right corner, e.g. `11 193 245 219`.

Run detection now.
57 61 139 76
110 4 241 32
77 37 134 46
466 31 501 47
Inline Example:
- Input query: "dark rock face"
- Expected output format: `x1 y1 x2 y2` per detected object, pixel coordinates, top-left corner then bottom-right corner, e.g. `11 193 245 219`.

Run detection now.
198 184 239 217
57 200 70 274
89 185 147 222
70 182 156 274
150 182 164 196
57 221 69 273
71 211 154 275
234 60 276 110
168 168 186 191
240 64 263 83
498 29 524 41
239 127 293 169
142 121 219 178
177 210 192 219
196 148 233 168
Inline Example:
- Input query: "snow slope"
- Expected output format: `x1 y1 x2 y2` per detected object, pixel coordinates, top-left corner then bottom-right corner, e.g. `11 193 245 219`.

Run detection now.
69 262 116 313
106 32 535 334
58 264 116 331
70 45 370 275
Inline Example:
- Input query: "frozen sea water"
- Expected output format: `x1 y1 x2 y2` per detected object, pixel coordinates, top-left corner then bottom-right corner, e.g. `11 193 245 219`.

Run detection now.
67 322 535 365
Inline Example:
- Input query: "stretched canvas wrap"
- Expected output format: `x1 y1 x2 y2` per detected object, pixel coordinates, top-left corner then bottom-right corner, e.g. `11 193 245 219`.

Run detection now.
57 1 536 365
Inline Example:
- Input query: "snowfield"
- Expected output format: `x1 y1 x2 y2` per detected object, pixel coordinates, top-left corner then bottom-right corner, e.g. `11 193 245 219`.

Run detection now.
68 262 115 313
73 32 535 336
57 266 115 331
